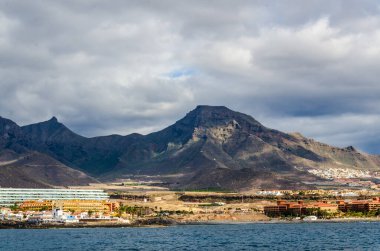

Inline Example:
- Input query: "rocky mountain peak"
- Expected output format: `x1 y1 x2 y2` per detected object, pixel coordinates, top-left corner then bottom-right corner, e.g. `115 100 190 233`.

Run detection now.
0 116 19 131
0 116 22 141
21 116 81 142
48 116 58 123
179 105 263 130
345 146 357 152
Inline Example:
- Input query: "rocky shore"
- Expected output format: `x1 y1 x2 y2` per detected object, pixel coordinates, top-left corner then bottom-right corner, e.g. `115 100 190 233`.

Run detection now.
3 216 380 229
0 217 179 229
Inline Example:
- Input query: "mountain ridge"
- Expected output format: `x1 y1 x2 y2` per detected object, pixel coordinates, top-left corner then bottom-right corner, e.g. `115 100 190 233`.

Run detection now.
1 106 380 190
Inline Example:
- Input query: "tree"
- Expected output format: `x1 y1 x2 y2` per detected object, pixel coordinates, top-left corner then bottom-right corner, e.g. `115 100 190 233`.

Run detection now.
88 210 94 217
10 203 19 211
375 208 380 216
117 205 127 217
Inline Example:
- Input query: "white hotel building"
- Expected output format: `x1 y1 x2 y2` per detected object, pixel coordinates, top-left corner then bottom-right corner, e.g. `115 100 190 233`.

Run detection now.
0 188 109 207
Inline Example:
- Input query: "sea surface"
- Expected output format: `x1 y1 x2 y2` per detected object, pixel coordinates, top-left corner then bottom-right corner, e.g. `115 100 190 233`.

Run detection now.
0 222 379 250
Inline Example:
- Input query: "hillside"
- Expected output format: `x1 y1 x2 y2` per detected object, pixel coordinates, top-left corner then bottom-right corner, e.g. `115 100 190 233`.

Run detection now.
107 106 380 190
1 106 380 190
0 149 97 188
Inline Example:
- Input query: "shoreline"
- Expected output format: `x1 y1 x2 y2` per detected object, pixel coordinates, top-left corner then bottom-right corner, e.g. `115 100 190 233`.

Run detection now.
2 217 380 229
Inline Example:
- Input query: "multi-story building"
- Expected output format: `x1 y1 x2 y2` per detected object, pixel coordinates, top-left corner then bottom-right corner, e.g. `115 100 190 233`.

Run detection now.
337 197 380 212
20 200 119 213
53 200 118 213
264 200 338 216
0 188 109 207
19 200 53 211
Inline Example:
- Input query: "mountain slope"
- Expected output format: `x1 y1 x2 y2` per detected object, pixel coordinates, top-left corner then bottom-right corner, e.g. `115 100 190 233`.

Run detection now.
1 106 380 190
0 118 97 188
20 117 142 175
100 106 380 190
0 149 97 188
0 116 29 153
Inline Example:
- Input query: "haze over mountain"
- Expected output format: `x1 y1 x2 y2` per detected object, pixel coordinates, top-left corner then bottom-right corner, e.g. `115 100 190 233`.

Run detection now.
1 106 380 190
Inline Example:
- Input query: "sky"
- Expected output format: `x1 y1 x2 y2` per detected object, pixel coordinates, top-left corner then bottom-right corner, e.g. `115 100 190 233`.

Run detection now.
0 0 380 154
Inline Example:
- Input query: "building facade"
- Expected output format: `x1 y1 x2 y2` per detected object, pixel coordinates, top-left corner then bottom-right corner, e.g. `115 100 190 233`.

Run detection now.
264 200 338 216
337 197 380 212
20 200 119 213
0 188 109 206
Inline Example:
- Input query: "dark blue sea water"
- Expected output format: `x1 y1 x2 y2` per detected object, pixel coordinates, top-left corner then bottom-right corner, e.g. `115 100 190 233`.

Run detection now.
0 222 379 251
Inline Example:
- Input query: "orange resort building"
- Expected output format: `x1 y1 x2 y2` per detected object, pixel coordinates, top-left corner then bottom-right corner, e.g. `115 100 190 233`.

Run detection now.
19 200 119 213
264 200 338 216
337 197 380 212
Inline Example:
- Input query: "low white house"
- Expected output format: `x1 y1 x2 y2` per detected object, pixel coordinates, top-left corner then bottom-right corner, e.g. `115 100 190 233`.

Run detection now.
53 209 79 223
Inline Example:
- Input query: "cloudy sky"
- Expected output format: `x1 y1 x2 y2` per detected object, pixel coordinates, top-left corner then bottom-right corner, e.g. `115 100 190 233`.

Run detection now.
1 0 380 153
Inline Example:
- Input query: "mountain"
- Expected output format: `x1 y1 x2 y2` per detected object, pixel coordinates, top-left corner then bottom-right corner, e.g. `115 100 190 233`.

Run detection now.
108 105 380 190
0 117 97 188
1 106 380 190
0 116 29 153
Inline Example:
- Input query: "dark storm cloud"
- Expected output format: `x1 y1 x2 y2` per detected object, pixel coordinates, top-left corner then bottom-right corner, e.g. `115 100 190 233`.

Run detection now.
0 0 380 153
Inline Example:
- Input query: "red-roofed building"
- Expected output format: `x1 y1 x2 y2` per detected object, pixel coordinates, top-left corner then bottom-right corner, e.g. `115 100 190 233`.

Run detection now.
264 200 338 216
337 197 380 212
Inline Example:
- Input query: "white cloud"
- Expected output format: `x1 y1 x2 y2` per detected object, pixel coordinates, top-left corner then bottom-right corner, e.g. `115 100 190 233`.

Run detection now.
0 1 380 153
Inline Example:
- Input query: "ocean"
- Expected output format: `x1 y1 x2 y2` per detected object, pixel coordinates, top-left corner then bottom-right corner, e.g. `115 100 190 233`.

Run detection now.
0 222 379 250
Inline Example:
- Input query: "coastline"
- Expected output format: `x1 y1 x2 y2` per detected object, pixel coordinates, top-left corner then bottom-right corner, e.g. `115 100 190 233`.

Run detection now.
2 217 380 229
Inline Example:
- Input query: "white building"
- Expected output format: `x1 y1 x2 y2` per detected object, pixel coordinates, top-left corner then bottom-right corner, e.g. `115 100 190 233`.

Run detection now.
52 208 79 223
0 188 109 206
